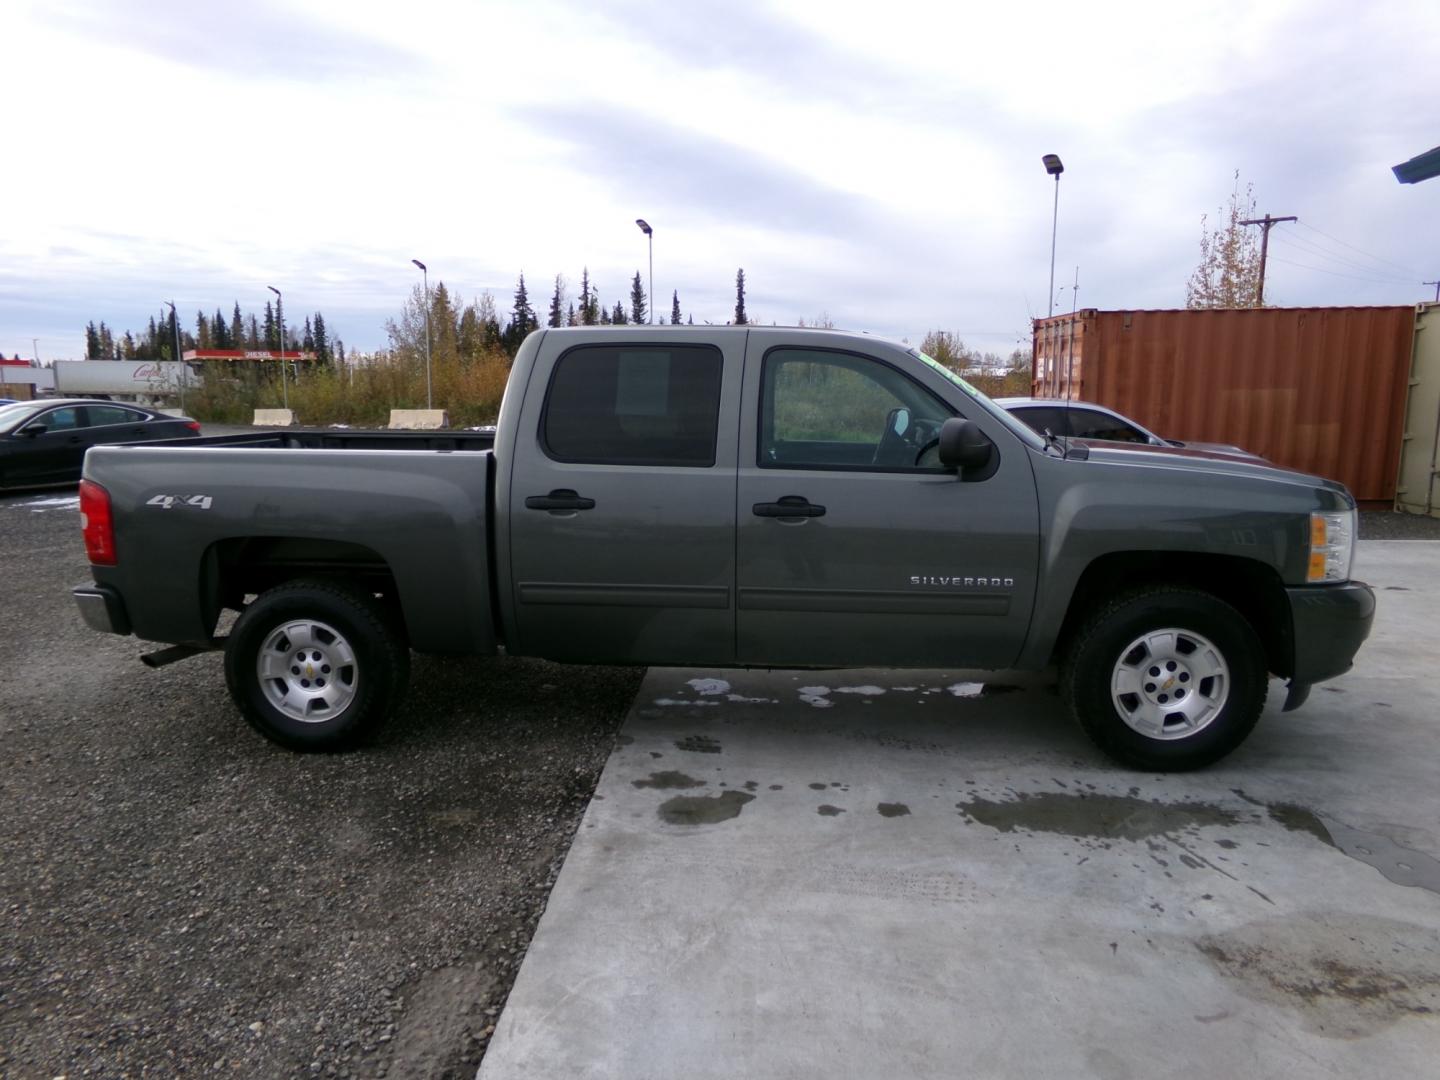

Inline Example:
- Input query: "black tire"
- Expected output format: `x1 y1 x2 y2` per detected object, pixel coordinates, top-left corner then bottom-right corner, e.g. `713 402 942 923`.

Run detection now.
1061 587 1267 771
223 579 409 752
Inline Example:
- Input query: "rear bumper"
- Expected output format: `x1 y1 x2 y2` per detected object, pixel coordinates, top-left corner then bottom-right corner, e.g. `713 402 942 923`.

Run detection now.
73 585 132 636
1286 580 1375 685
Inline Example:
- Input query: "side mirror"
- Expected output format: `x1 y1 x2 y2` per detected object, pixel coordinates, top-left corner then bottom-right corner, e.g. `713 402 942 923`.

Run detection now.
937 418 993 472
18 424 46 437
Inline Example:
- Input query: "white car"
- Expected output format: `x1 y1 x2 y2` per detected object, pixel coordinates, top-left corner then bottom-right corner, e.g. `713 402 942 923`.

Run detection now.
996 398 1257 457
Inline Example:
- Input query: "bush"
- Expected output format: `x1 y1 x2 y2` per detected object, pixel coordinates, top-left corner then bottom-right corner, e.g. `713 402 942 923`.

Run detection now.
184 350 511 428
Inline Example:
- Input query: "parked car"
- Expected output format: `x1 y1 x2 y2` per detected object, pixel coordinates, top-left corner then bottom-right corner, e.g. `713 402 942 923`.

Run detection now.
73 327 1373 771
0 399 200 491
996 397 1256 456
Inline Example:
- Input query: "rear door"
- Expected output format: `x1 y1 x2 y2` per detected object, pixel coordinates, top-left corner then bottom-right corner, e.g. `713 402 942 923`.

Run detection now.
506 335 742 665
83 404 156 448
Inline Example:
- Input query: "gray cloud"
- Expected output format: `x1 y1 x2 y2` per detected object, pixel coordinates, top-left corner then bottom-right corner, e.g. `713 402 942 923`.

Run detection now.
41 0 424 83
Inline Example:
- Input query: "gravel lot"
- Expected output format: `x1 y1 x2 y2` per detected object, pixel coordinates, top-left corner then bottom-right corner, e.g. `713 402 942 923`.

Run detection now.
3 477 1435 1079
1360 509 1440 540
0 490 644 1079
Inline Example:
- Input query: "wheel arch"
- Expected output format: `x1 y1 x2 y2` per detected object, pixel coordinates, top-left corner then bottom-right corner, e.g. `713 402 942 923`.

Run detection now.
1051 551 1293 678
204 536 404 637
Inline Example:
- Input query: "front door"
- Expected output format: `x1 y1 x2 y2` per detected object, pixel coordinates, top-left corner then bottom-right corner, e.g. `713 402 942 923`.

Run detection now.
736 335 1040 669
10 405 88 485
507 337 741 666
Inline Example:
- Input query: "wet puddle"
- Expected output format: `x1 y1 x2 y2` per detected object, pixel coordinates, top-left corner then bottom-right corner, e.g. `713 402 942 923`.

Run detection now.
658 790 754 826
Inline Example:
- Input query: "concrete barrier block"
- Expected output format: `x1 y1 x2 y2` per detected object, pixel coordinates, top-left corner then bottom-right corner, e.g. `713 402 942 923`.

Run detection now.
388 409 449 430
252 408 297 427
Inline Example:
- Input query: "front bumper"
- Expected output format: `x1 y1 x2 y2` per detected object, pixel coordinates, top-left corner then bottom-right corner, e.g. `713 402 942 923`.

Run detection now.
73 585 132 636
1286 579 1375 686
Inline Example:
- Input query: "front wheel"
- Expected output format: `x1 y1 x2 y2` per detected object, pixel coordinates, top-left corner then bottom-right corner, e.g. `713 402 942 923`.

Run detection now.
223 579 410 751
1062 588 1267 771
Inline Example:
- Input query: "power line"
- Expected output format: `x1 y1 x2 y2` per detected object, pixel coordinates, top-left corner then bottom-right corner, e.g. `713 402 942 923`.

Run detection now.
1270 229 1415 285
1295 220 1422 278
1266 254 1421 290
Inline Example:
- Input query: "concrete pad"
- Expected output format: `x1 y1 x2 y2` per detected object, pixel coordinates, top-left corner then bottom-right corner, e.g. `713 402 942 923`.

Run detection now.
481 542 1440 1080
251 407 296 426
389 408 449 430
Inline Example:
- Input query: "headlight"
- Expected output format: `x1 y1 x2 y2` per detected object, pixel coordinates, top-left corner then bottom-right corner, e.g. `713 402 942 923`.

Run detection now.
1308 509 1355 583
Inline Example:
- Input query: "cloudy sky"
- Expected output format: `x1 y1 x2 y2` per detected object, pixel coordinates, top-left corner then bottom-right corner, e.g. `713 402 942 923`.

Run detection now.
3 0 1437 361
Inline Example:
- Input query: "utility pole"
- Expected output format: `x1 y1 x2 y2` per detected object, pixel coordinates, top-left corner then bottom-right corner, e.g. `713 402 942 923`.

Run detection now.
1424 280 1440 303
1239 213 1297 306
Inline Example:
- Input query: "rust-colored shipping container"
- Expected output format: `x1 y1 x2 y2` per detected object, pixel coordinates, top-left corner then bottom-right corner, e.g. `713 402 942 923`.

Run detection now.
1030 306 1417 504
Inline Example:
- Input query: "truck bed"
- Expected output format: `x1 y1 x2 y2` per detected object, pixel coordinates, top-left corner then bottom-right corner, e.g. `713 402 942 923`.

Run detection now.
184 427 497 452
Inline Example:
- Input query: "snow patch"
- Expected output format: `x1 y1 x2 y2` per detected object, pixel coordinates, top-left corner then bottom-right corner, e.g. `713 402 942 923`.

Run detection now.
653 698 720 707
686 678 732 697
726 694 776 704
834 685 885 696
947 682 986 698
798 686 833 708
18 495 80 512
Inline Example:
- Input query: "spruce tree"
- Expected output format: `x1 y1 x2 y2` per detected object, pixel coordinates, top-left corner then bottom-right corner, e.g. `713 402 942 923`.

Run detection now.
547 274 565 328
312 312 330 363
85 322 101 359
247 315 261 350
504 274 538 353
670 291 681 325
600 304 612 325
578 268 594 326
629 271 647 325
566 302 577 327
302 315 315 353
99 323 115 360
612 301 627 325
733 269 747 325
231 303 245 349
263 302 277 350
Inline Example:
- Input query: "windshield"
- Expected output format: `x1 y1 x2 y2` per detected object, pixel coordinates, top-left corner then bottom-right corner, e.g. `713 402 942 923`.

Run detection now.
911 350 1046 450
0 402 45 434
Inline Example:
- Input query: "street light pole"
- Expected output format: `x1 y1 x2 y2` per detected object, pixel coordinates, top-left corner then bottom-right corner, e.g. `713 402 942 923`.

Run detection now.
162 300 185 412
1042 154 1064 319
635 219 653 324
412 259 432 408
267 285 289 411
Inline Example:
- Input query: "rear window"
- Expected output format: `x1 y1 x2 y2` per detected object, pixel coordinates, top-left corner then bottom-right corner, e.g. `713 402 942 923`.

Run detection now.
542 344 723 467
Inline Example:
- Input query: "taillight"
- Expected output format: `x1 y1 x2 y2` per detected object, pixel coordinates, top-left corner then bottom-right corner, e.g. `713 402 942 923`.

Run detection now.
185 421 201 432
80 479 117 566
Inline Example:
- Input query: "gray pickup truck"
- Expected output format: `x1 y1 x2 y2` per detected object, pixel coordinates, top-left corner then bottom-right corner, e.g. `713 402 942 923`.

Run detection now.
73 326 1374 770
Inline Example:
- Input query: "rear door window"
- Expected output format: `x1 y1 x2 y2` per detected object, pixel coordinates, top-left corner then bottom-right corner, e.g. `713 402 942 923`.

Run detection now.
1067 408 1148 443
84 405 147 427
542 344 723 467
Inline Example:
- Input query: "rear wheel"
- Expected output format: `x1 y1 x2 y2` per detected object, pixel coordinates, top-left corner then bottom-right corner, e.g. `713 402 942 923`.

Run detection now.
224 579 409 751
1062 588 1267 771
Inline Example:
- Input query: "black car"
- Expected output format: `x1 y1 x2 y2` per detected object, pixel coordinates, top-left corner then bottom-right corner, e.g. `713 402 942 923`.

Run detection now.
0 399 202 491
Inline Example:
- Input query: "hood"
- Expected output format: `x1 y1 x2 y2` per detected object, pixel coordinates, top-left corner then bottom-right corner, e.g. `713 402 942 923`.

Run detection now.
1072 439 1350 497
